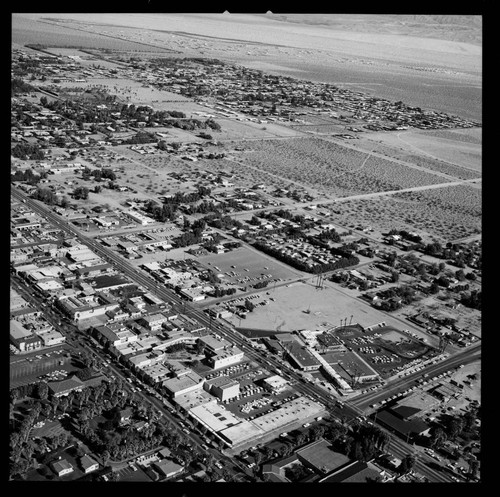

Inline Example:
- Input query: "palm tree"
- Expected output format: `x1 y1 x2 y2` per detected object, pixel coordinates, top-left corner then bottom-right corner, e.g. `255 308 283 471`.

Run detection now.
59 397 69 415
51 397 60 416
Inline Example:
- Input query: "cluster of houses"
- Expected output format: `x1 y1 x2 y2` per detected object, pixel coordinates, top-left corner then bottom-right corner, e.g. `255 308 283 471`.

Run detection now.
131 56 480 131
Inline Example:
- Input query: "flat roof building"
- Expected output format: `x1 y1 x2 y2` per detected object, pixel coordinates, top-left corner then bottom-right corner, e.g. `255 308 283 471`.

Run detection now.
261 374 289 394
297 439 350 475
204 376 240 402
162 371 205 398
286 342 321 371
207 346 244 370
153 459 184 479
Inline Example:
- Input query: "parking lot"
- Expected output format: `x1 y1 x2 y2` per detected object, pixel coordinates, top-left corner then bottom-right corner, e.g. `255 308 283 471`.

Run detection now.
202 360 303 421
199 246 300 288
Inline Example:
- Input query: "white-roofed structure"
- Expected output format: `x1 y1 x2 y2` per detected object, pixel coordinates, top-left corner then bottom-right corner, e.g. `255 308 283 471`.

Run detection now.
162 371 205 398
261 374 289 394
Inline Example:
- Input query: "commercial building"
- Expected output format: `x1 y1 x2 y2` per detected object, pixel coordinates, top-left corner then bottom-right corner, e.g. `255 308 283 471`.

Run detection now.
376 406 431 440
296 439 351 475
207 346 244 370
285 342 321 371
198 335 232 354
261 375 289 394
138 313 169 332
162 371 205 398
124 210 154 225
56 293 120 324
179 287 205 301
10 319 43 352
153 459 184 479
204 376 240 402
36 329 66 347
48 376 86 398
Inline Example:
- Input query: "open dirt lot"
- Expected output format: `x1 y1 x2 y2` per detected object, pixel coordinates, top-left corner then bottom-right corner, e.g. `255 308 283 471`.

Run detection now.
225 279 430 338
360 128 482 173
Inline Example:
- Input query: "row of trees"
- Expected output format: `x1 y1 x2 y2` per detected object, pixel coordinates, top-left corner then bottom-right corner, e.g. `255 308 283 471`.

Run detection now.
82 166 117 182
11 168 45 185
252 239 360 274
11 142 45 160
11 77 36 95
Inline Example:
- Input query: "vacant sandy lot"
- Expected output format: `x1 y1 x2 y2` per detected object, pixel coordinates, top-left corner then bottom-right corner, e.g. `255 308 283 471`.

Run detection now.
225 279 432 340
365 128 482 172
326 183 481 243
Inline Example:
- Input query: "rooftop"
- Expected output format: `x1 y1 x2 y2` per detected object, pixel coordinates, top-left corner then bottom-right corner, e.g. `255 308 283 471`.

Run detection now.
296 438 350 474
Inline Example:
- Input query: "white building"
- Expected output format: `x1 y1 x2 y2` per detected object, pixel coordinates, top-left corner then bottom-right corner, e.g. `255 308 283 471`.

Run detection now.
207 346 244 370
262 375 289 394
204 376 240 402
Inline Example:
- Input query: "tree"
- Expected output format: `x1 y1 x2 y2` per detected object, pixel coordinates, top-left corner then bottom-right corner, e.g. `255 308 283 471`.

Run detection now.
72 186 89 200
51 397 60 415
468 458 479 479
244 299 256 312
430 427 447 449
10 389 20 405
36 382 49 400
398 454 416 475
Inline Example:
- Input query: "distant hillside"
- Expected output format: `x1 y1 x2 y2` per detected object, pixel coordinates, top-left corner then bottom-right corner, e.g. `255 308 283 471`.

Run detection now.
261 14 482 45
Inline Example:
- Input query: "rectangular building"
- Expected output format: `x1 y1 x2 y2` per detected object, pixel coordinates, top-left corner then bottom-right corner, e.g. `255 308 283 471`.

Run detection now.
204 376 240 402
